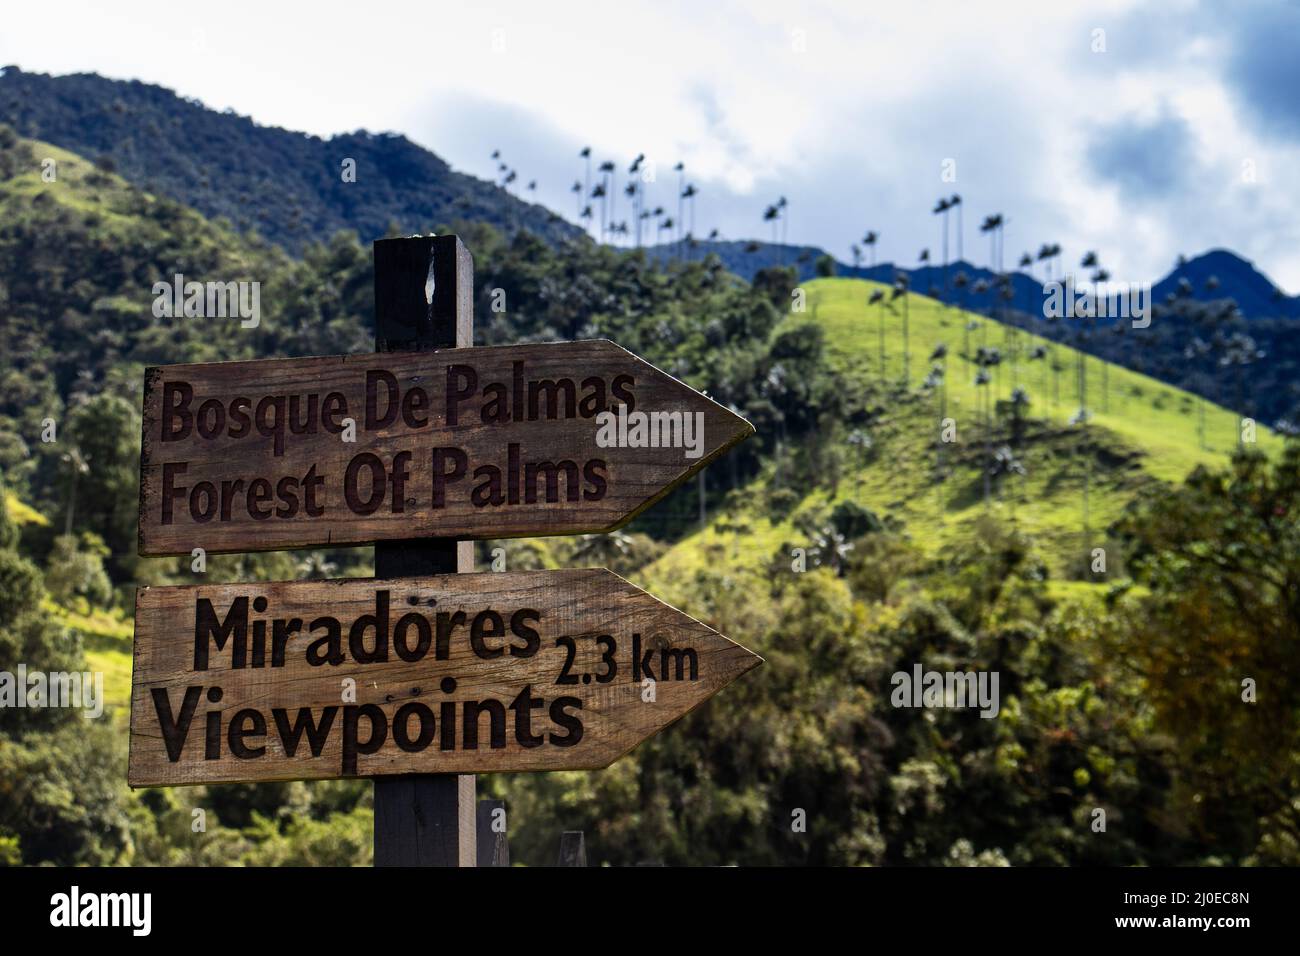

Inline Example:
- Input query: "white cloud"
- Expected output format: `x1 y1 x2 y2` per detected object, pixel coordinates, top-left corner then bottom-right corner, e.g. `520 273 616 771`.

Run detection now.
1 0 1295 289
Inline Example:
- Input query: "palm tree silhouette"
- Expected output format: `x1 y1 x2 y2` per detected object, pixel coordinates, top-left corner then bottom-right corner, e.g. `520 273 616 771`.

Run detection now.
863 230 879 268
949 194 963 266
681 183 698 247
590 181 608 242
869 287 887 375
763 204 780 246
627 154 645 246
933 197 951 300
929 343 949 476
674 161 686 247
659 216 674 246
571 180 583 219
598 160 616 240
624 181 638 246
892 274 911 387
980 214 1005 271
975 345 1003 507
579 146 592 233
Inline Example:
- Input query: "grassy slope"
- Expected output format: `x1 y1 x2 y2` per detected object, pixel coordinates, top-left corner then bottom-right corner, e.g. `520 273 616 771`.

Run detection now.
643 277 1278 599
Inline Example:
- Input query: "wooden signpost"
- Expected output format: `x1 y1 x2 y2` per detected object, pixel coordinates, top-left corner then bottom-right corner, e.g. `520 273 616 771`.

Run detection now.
137 343 752 555
128 569 760 786
131 234 759 867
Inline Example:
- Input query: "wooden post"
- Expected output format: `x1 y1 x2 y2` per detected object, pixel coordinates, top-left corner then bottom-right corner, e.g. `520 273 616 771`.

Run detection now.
557 831 587 867
372 234 477 867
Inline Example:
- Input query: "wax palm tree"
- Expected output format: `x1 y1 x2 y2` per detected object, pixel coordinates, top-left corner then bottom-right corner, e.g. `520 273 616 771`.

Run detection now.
590 182 607 242
892 275 911 386
658 216 674 246
869 288 887 375
570 180 583 219
929 343 949 474
863 230 879 267
627 154 645 245
681 183 698 241
949 194 963 266
972 277 990 350
763 204 780 245
624 181 639 246
579 146 592 232
1073 251 1099 414
980 214 1005 271
597 160 616 239
672 161 685 245
1090 262 1111 411
850 244 862 270
933 197 951 299
974 359 994 507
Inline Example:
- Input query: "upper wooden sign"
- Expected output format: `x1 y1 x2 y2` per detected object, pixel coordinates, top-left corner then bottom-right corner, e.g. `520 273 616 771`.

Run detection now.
137 340 753 556
128 569 762 787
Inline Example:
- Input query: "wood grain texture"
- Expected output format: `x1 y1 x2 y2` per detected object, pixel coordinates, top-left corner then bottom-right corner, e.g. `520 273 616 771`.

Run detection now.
138 340 753 556
371 233 476 867
128 568 761 787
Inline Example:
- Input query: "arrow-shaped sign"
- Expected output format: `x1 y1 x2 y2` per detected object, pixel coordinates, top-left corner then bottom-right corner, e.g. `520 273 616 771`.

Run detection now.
137 340 752 555
128 569 762 787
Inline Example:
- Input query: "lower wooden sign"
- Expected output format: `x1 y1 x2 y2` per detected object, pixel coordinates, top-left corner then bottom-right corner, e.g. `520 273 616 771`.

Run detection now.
128 569 761 787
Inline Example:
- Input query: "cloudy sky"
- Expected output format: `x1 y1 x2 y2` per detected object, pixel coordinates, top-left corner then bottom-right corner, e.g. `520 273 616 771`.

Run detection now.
4 0 1298 289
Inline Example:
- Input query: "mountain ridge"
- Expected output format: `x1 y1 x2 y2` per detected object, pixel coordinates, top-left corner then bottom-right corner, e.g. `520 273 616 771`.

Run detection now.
0 65 584 253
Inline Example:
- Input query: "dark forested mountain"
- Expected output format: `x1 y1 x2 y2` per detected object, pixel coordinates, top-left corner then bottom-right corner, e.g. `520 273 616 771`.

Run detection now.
0 66 584 253
1152 248 1300 320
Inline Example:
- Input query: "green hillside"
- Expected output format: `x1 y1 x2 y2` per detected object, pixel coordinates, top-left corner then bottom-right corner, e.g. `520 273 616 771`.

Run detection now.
5 127 1298 868
645 276 1280 591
